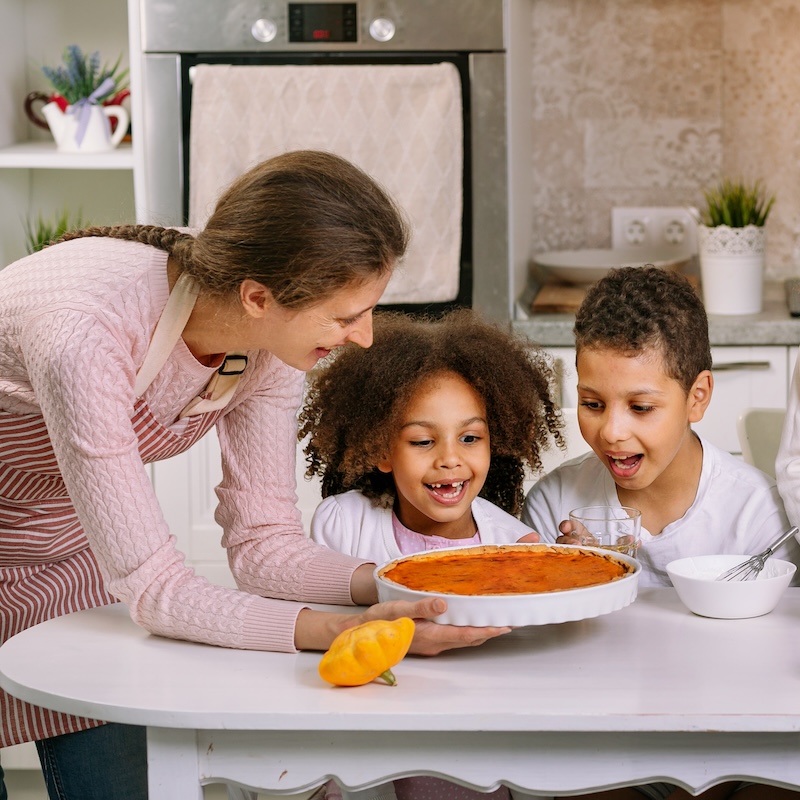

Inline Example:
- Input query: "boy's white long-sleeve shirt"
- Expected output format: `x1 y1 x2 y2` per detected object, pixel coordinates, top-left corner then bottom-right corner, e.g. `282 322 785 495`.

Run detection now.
523 436 800 588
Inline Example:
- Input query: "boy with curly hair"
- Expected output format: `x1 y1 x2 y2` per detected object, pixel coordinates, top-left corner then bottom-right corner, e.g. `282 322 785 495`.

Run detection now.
522 265 800 592
299 308 563 571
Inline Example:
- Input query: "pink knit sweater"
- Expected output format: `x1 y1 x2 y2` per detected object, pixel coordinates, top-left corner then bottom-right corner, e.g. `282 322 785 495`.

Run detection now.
0 236 367 654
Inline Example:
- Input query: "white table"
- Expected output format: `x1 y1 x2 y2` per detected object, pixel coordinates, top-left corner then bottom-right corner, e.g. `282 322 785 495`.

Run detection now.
2 589 800 799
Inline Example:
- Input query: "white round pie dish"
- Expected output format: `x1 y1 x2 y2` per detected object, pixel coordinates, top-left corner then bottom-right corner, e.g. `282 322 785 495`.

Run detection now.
374 543 640 627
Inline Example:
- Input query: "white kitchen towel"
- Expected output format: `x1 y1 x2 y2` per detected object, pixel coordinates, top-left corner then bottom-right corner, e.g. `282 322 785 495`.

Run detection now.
189 63 463 304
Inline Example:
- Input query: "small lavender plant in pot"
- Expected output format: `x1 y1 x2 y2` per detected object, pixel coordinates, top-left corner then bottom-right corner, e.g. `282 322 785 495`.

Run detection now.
36 45 129 153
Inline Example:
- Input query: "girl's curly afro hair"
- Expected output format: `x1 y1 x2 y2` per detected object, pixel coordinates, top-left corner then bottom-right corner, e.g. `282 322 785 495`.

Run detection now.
298 309 565 517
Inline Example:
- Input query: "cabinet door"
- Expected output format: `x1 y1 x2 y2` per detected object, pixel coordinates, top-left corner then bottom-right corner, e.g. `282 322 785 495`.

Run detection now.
150 430 323 586
150 432 230 584
694 346 788 454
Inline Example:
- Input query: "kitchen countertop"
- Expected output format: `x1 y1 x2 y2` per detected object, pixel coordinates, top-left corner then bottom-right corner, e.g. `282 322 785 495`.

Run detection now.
513 280 800 347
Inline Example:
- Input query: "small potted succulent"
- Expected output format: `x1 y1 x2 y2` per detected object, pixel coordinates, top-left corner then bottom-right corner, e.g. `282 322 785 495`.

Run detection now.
696 178 776 315
25 45 130 152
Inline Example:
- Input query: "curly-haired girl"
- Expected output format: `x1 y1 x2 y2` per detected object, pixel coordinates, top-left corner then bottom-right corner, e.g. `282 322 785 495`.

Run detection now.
298 309 564 566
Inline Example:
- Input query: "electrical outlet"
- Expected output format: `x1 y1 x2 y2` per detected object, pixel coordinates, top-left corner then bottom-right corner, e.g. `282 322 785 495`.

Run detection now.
612 207 699 255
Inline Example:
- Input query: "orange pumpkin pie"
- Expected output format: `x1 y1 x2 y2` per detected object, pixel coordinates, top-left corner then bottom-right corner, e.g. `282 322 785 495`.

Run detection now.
378 544 633 596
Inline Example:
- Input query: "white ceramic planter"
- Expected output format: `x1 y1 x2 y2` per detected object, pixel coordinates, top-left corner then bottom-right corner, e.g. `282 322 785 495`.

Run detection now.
42 101 128 154
698 224 766 315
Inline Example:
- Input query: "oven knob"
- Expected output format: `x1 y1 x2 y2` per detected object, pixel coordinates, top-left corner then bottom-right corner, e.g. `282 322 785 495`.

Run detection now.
251 18 277 43
368 17 396 42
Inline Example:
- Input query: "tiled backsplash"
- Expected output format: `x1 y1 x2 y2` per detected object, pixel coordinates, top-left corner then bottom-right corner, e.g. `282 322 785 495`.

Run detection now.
527 0 800 278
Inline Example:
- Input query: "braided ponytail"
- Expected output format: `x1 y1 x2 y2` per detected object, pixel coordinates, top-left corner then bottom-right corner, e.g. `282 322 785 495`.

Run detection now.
55 225 196 273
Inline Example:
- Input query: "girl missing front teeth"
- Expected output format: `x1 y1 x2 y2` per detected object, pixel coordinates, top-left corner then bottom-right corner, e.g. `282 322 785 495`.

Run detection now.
300 310 564 800
299 308 563 566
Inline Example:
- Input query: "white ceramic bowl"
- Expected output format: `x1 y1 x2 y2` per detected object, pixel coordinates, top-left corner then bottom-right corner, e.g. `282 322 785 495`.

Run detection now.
374 543 640 627
666 554 796 619
533 248 691 286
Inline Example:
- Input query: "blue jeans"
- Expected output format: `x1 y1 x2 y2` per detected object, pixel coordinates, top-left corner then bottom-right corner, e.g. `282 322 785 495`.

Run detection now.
35 723 147 800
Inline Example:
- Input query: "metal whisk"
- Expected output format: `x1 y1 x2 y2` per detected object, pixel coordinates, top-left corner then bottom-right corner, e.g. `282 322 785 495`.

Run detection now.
716 526 799 581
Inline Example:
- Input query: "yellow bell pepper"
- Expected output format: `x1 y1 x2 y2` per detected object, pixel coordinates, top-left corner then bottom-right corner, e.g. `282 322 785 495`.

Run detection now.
318 617 416 687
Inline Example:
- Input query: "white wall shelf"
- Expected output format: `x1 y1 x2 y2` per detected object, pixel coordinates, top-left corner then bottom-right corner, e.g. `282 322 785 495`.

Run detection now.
0 141 133 170
0 0 133 266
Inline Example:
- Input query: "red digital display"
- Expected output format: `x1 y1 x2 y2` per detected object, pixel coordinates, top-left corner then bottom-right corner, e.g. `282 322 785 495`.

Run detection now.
288 3 357 43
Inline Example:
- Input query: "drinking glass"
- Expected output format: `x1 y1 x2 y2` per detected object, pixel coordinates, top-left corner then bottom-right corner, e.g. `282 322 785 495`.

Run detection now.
568 505 642 558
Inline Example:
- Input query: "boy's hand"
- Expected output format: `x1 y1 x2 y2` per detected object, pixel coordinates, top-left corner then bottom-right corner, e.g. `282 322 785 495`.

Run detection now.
556 518 584 546
515 531 540 544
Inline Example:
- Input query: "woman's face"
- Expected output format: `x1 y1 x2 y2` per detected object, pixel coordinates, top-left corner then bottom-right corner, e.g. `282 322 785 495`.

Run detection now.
254 272 392 371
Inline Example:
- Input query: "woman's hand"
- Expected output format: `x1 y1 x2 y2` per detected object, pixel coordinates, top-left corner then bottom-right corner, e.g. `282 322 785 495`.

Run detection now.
516 531 540 544
295 597 510 655
354 598 511 655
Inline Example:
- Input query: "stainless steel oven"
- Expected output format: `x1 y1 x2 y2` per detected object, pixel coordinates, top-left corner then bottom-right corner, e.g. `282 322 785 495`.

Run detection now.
133 0 530 320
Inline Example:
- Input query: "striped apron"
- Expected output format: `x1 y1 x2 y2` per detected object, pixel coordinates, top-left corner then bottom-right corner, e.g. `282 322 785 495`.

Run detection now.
0 274 242 746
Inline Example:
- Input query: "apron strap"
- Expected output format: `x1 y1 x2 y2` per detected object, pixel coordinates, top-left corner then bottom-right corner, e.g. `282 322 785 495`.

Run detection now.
134 273 199 397
178 354 248 418
135 272 246 417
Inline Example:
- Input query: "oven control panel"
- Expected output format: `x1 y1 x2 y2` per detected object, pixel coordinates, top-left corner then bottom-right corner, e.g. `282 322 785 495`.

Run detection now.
253 3 396 45
287 3 358 42
141 0 503 53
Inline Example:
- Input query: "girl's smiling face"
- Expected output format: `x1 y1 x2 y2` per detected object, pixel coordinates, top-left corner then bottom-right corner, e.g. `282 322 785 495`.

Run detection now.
575 346 710 494
378 371 490 539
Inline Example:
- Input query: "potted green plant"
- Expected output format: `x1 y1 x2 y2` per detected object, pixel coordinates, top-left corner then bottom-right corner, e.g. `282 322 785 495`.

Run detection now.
29 45 129 153
23 208 86 255
697 178 776 315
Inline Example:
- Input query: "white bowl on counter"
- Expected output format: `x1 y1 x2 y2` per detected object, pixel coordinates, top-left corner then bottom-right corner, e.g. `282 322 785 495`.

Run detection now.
666 554 795 619
533 248 692 286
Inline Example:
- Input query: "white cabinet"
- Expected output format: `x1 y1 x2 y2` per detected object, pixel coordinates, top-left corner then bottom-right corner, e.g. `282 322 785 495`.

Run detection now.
544 345 790 456
150 431 324 587
698 346 788 453
151 432 233 587
0 742 39 770
0 0 134 266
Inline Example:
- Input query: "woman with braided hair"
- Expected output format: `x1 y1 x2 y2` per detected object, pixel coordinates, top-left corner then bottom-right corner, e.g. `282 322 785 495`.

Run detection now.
0 151 509 800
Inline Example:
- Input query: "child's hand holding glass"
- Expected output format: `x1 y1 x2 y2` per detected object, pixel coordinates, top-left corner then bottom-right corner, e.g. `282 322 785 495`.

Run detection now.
557 505 642 558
